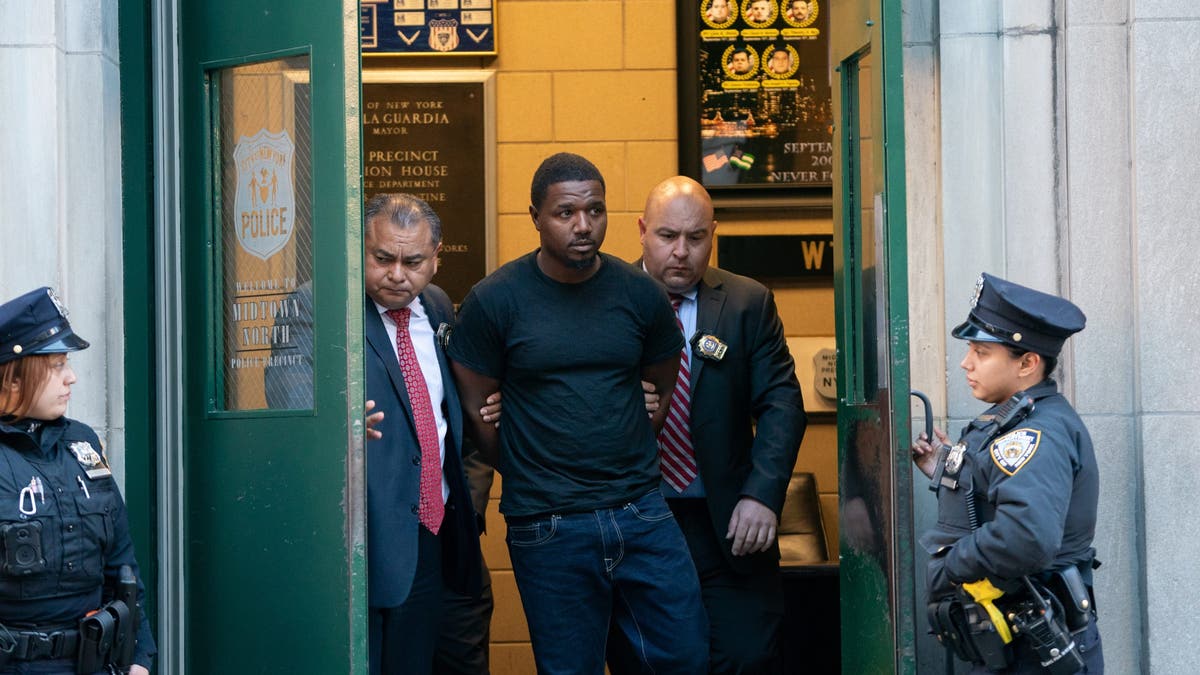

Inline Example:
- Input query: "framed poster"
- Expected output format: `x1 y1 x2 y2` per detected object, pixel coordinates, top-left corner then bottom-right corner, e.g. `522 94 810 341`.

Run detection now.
361 0 496 56
362 70 497 305
677 0 833 203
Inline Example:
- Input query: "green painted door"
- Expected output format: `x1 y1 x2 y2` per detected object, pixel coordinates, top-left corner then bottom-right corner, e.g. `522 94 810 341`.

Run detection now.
830 0 915 672
179 2 365 672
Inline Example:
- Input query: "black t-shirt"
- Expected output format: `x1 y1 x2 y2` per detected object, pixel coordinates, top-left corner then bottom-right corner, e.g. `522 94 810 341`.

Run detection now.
449 251 683 516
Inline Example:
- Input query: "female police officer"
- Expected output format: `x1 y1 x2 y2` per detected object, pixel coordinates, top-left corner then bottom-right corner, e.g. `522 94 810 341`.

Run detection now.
0 288 154 674
912 273 1102 673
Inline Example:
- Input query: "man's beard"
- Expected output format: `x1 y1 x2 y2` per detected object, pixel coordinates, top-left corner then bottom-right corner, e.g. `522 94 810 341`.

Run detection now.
567 253 597 270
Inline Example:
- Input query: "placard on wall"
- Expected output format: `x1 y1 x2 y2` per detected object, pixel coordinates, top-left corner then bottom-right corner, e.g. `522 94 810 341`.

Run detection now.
361 0 496 56
362 70 496 305
717 233 834 283
677 0 834 201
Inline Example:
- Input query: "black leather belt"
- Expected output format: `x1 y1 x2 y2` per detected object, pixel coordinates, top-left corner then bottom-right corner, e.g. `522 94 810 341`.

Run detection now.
7 627 80 660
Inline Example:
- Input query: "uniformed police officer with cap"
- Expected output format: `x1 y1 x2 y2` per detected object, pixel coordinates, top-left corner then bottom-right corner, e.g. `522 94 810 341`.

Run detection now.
912 273 1103 673
0 287 155 674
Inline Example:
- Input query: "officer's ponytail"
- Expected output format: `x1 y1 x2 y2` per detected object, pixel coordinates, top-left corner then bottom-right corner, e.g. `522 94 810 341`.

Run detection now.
0 354 57 420
1003 346 1057 383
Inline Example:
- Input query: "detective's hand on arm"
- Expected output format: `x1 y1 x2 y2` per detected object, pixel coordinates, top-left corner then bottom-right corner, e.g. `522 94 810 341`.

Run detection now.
365 399 384 441
641 380 660 417
727 497 779 555
641 356 679 434
911 427 948 479
480 391 502 428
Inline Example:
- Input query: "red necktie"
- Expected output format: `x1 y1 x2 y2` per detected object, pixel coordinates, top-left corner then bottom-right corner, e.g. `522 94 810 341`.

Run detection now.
387 307 444 534
658 294 698 492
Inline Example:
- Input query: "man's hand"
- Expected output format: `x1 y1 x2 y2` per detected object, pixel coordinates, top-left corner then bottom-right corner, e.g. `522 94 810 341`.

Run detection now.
365 399 384 441
641 355 679 435
911 427 949 479
131 666 150 675
641 380 660 417
726 497 778 556
480 392 502 428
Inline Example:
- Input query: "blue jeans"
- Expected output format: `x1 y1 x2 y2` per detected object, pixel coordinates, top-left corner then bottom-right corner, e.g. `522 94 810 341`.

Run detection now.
506 489 709 675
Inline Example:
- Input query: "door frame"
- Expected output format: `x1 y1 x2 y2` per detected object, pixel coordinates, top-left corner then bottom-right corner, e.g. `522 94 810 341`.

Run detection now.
120 0 367 670
117 1 919 671
830 0 915 672
118 0 186 669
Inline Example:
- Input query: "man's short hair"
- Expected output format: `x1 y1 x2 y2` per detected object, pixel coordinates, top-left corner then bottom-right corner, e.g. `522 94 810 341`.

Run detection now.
730 48 751 66
530 153 606 210
364 193 443 245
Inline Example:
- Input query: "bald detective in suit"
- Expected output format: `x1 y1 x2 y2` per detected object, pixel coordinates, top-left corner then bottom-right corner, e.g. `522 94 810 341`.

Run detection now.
611 176 807 674
363 193 482 674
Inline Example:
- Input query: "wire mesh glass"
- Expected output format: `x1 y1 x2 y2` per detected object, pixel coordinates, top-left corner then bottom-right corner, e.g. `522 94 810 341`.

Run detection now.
216 56 314 411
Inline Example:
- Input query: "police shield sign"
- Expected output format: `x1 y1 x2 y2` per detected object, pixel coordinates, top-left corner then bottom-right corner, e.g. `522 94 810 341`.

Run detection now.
429 18 460 52
234 129 296 261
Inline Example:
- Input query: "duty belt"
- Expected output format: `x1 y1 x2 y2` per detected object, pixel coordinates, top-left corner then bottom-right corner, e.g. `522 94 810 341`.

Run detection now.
4 627 80 660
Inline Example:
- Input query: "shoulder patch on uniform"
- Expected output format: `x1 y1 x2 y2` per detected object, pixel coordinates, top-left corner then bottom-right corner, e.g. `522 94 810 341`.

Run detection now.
990 428 1041 476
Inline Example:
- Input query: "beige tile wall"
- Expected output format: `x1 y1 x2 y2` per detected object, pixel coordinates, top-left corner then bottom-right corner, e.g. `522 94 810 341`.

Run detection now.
366 1 837 669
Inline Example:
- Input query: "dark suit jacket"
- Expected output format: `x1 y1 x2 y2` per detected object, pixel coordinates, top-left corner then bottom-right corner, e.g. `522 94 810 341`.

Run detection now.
365 287 481 607
676 266 807 574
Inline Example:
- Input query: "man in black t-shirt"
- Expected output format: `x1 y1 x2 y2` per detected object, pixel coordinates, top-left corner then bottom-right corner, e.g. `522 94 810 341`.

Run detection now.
449 153 709 674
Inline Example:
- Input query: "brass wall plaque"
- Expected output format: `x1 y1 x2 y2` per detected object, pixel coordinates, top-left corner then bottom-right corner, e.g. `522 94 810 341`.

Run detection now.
362 70 496 305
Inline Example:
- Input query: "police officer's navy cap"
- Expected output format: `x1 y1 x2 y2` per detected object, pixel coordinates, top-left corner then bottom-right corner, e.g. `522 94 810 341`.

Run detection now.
951 273 1085 357
0 287 90 365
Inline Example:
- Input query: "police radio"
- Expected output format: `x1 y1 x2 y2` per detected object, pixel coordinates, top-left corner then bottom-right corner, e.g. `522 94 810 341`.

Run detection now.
1007 578 1085 675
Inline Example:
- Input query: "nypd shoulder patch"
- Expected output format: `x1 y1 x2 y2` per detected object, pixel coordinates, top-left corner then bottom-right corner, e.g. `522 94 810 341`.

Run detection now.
990 428 1041 476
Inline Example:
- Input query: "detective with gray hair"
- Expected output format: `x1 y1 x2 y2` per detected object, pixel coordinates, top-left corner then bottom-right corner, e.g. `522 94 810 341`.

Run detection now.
361 193 482 674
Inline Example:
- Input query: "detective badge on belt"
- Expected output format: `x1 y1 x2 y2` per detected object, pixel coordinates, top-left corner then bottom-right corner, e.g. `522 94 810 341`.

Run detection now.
69 441 112 479
690 331 728 362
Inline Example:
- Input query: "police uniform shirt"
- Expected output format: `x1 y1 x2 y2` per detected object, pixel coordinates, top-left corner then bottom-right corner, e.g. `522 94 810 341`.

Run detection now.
929 380 1099 593
375 298 450 503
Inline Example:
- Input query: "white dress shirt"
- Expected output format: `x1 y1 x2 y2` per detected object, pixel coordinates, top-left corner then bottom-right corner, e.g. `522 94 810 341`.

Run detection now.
375 296 450 503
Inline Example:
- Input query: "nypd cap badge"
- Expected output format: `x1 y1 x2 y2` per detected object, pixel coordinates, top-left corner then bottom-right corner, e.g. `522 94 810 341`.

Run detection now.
969 275 984 308
989 428 1041 476
47 288 70 319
